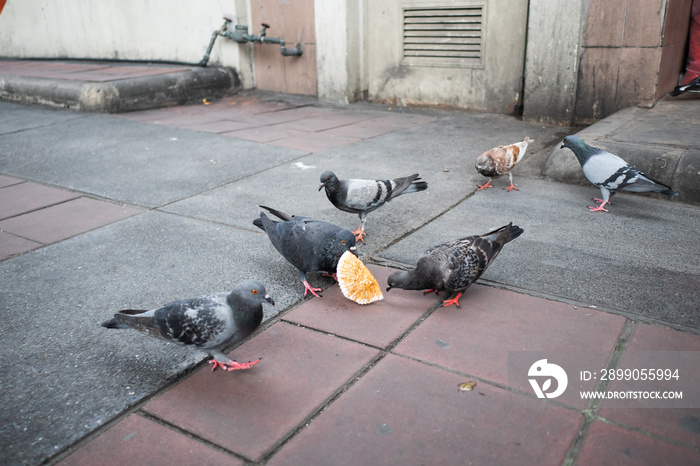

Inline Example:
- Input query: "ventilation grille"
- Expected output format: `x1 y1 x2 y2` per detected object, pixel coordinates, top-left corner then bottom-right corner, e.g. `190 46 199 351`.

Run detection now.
402 5 484 68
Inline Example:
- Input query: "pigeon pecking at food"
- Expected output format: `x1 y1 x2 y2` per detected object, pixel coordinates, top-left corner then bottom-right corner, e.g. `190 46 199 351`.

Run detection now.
319 170 428 243
386 223 523 307
561 135 678 212
253 205 356 298
101 280 274 372
475 137 532 191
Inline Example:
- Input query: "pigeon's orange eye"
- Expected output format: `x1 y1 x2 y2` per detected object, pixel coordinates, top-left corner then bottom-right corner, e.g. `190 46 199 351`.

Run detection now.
252 289 258 295
341 240 345 245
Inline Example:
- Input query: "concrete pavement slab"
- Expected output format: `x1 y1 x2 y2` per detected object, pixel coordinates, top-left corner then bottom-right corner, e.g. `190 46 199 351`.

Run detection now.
0 100 86 135
0 105 305 207
378 177 700 329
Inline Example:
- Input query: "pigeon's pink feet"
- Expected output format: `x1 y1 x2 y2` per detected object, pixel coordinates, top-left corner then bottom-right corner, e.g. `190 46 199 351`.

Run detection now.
588 200 610 212
352 227 366 244
477 180 493 191
321 272 338 282
593 198 612 205
209 358 261 372
441 292 463 308
303 280 323 297
504 182 518 191
423 289 439 295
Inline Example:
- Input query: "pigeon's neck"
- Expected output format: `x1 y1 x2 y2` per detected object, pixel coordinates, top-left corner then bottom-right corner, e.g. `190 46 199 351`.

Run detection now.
227 294 263 332
399 270 431 291
571 142 598 166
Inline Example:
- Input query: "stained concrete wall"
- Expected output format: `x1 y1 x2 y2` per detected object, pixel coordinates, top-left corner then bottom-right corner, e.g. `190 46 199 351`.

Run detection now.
522 0 586 125
573 0 693 124
364 0 529 114
315 0 364 104
0 0 255 88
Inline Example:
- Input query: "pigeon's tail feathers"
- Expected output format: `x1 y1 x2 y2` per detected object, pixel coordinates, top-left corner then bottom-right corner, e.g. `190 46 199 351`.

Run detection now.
101 318 129 329
101 309 148 329
254 211 277 233
403 179 428 195
483 223 524 245
623 175 678 196
504 224 524 243
389 174 427 200
258 205 294 221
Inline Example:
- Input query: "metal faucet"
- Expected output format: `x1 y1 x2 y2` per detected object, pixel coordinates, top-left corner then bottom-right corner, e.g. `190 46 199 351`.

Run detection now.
199 15 303 66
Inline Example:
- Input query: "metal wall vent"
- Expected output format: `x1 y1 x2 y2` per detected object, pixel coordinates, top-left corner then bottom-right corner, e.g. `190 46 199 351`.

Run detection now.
402 4 484 68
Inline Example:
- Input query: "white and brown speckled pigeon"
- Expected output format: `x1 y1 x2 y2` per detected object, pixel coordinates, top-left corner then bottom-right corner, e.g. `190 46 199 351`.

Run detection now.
475 137 533 191
319 171 428 243
386 223 523 307
561 135 678 212
253 205 357 297
101 280 274 371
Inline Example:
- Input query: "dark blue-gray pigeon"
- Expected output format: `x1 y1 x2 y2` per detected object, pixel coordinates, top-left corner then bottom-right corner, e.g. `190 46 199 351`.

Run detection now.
319 171 428 243
253 205 357 297
386 223 523 307
101 280 274 371
561 135 678 212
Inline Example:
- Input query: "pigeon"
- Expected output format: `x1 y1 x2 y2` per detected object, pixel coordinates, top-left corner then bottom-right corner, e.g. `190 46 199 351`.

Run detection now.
253 205 357 297
102 280 274 372
561 135 678 212
386 223 523 307
475 137 533 191
319 171 428 243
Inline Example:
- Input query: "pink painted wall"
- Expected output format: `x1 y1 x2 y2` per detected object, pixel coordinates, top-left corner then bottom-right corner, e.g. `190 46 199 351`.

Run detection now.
250 0 317 95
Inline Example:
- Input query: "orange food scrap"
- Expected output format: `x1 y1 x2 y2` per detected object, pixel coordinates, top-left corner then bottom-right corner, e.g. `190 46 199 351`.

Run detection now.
336 251 383 305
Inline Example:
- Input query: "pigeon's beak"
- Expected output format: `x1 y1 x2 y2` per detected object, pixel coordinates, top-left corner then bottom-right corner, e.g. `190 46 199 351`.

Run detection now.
318 182 325 191
349 245 358 256
265 294 275 306
385 285 392 292
560 143 565 149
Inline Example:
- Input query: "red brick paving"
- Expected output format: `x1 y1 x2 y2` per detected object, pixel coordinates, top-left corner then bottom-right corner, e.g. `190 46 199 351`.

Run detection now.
142 321 380 461
62 267 700 464
0 176 144 260
598 323 700 447
56 414 241 465
393 284 627 409
576 421 700 465
0 181 80 219
269 354 584 466
116 95 437 153
0 60 190 82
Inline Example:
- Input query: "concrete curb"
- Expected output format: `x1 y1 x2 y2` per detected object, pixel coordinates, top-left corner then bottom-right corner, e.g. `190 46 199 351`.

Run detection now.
0 66 241 113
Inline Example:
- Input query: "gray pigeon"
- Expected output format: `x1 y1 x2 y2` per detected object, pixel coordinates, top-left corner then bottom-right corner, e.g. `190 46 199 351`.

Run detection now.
319 171 428 243
102 280 273 372
561 135 678 212
253 205 357 297
386 223 523 307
